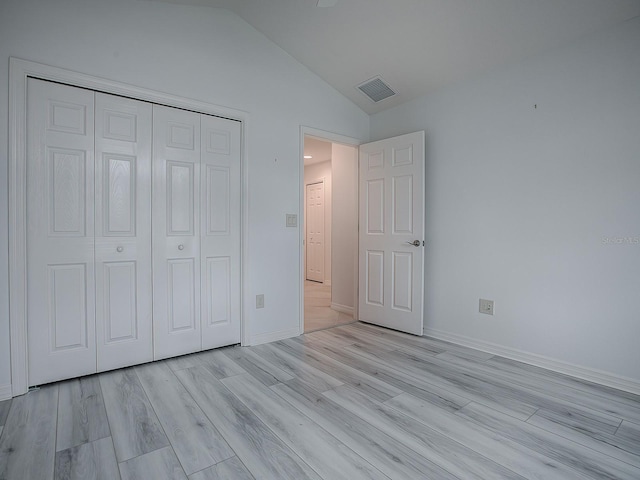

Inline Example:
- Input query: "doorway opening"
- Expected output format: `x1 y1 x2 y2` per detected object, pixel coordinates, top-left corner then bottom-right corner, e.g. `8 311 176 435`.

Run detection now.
302 134 359 332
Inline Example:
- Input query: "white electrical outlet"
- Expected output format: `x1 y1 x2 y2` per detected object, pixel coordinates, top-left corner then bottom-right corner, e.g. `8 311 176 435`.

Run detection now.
256 294 265 309
479 299 494 315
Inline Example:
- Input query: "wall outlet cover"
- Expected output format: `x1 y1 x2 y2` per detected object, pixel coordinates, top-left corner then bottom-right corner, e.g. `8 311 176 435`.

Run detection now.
479 298 494 315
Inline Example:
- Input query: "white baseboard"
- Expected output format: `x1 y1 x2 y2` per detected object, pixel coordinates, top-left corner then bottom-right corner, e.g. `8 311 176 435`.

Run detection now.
424 327 640 396
0 383 12 401
249 327 300 346
331 303 354 315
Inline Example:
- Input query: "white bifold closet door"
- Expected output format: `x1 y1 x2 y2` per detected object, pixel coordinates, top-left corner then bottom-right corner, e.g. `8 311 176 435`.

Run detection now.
26 78 241 386
27 79 153 385
152 106 241 359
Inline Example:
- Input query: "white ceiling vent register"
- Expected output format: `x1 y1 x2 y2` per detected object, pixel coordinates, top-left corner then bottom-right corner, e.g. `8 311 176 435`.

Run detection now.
357 76 396 103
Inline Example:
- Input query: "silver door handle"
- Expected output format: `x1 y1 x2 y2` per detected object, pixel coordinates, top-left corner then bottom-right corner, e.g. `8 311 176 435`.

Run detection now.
178 244 185 250
116 246 124 253
406 240 421 247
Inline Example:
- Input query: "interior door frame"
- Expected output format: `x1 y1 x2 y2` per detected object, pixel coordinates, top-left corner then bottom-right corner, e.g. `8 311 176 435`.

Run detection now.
8 57 250 396
299 127 361 335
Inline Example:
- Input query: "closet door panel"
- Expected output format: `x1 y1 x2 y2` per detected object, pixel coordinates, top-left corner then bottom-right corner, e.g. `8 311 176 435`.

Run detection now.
200 116 242 349
95 93 153 371
27 78 97 386
153 105 202 359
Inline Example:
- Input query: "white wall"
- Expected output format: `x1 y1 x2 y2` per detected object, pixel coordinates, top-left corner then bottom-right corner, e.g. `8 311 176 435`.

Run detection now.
304 160 332 285
331 144 358 312
371 17 640 384
0 0 369 395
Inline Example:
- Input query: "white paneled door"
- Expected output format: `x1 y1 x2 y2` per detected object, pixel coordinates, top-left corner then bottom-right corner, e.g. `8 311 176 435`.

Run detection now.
153 106 202 359
358 131 425 335
200 114 242 350
306 182 325 282
95 92 153 372
152 106 242 359
27 79 97 385
27 79 155 385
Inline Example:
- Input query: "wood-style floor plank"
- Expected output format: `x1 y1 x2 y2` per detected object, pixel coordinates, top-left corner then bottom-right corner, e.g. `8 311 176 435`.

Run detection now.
165 353 206 372
99 368 169 462
188 457 254 480
419 349 624 433
616 420 640 448
222 346 294 386
487 355 640 405
135 361 234 475
277 338 403 402
56 376 111 452
350 322 494 360
3 321 640 480
337 324 443 355
196 348 248 379
0 399 11 427
295 334 470 411
272 379 457 479
249 343 343 392
119 445 187 480
54 437 120 480
175 365 321 480
346 343 538 420
324 383 524 479
527 409 640 467
458 401 640 480
222 374 388 480
437 351 632 429
0 385 58 480
385 392 587 480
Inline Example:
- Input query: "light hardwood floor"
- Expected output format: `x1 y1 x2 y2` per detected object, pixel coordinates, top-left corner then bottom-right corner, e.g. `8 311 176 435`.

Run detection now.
1 322 639 479
304 280 354 332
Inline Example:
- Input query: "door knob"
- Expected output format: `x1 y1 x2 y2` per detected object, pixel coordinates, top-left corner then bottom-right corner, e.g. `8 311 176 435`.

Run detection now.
116 246 124 253
406 240 421 247
178 244 184 250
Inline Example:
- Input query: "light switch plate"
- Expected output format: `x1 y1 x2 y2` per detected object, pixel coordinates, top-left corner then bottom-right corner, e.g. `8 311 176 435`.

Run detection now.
286 214 297 227
256 294 265 309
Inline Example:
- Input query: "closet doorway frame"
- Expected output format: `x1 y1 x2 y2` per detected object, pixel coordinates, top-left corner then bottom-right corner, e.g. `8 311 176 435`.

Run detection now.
8 57 250 397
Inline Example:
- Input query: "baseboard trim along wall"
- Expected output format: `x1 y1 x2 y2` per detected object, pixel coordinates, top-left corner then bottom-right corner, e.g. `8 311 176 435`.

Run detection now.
0 384 12 401
330 303 354 315
424 327 640 396
249 327 301 347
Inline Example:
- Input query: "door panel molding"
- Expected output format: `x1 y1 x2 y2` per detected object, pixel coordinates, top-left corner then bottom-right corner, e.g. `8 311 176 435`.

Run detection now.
9 57 248 396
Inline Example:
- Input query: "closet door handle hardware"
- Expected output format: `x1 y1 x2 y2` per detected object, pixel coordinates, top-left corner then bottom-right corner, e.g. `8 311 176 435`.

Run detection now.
405 240 421 247
178 244 185 250
116 246 124 253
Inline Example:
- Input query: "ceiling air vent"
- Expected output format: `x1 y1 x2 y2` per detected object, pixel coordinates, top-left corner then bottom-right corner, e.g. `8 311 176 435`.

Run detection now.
357 76 396 103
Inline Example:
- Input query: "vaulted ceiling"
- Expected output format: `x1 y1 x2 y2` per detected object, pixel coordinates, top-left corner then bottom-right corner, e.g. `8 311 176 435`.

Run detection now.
153 0 640 114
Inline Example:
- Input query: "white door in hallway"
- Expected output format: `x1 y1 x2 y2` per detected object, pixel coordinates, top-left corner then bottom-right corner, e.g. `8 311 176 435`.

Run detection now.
26 79 97 385
306 181 325 282
358 131 425 335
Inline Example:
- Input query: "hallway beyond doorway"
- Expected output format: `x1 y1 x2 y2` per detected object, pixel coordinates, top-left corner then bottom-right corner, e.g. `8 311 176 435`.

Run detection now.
304 281 354 332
